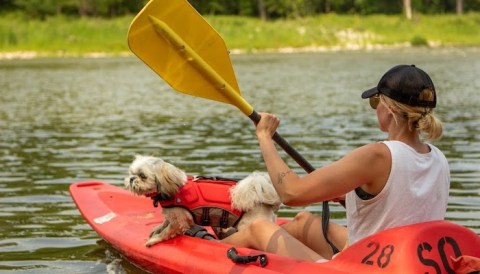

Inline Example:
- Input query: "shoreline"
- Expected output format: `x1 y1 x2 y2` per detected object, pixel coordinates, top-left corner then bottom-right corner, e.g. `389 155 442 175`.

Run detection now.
1 44 479 60
0 51 132 60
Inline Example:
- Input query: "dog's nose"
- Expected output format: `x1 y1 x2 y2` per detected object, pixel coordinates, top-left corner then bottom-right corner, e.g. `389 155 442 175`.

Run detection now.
130 177 135 184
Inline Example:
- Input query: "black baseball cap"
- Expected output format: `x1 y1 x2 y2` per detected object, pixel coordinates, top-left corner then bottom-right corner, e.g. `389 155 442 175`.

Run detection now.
361 65 436 108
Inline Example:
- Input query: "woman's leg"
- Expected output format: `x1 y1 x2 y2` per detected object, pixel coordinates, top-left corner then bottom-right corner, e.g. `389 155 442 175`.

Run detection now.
281 211 348 259
221 219 323 261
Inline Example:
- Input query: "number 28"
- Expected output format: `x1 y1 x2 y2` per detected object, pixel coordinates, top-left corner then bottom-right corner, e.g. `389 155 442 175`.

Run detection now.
361 242 395 268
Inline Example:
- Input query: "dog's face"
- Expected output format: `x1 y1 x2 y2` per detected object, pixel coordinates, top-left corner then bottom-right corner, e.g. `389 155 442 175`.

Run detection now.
124 155 187 197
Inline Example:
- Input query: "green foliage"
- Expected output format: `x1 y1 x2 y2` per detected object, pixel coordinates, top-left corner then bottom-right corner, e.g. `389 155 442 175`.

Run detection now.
0 14 132 54
1 0 480 19
356 0 402 14
410 35 428 46
1 12 479 55
5 0 146 18
13 0 65 18
210 13 480 50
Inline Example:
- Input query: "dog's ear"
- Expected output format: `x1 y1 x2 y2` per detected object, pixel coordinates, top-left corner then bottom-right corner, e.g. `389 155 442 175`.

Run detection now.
161 162 187 187
152 161 187 194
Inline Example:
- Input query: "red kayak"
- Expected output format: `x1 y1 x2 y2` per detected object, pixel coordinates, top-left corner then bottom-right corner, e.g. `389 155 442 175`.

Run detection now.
70 180 480 274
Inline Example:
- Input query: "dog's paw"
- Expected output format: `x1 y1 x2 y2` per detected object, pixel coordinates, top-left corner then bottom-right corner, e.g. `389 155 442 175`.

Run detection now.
145 231 176 247
145 237 161 247
150 222 168 237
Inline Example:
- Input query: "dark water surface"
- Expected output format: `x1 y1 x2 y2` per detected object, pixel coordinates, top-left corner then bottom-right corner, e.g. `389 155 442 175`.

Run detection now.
1 48 479 273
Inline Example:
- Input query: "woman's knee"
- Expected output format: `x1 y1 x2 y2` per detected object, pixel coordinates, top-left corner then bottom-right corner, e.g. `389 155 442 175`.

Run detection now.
283 211 317 239
293 211 314 223
243 219 285 250
222 219 275 248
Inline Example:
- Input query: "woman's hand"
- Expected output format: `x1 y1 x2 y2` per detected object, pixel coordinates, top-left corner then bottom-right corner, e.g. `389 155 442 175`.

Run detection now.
256 112 280 139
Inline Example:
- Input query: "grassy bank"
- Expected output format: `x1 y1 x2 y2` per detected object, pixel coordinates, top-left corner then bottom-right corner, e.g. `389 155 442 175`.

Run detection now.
210 13 480 51
1 12 480 58
0 13 132 57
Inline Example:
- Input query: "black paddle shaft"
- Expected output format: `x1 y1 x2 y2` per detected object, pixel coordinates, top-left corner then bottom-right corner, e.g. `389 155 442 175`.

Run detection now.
248 111 315 173
248 111 339 255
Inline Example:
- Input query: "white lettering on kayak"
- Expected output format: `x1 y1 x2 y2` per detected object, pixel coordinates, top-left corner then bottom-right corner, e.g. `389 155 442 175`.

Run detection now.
94 212 116 224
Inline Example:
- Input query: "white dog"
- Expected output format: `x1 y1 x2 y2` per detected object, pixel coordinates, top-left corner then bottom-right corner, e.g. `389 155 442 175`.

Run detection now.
124 155 281 247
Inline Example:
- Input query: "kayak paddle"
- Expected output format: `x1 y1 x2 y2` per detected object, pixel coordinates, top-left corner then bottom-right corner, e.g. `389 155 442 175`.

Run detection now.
127 0 339 254
127 0 314 173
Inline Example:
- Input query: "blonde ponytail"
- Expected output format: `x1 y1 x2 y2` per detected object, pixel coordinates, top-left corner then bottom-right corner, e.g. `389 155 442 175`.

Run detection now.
380 89 443 140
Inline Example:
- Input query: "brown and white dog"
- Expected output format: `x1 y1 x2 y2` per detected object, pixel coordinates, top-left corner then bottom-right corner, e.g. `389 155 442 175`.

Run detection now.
124 155 281 247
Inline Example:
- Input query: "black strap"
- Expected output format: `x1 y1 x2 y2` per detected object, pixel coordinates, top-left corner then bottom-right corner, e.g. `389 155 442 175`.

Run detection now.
322 202 340 254
193 176 238 182
184 225 216 240
220 210 230 228
218 227 238 239
201 207 210 225
227 247 267 267
355 187 376 200
151 192 173 208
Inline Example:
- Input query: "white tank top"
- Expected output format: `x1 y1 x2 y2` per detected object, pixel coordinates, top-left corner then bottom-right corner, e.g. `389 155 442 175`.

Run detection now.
346 140 450 244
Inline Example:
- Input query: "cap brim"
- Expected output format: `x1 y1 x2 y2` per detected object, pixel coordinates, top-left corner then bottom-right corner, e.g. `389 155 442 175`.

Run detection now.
361 87 378 99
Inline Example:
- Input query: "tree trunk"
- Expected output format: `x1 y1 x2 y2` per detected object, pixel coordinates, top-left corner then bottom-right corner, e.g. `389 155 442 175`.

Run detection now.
78 0 89 17
456 0 463 15
258 0 266 21
324 0 331 13
403 0 412 20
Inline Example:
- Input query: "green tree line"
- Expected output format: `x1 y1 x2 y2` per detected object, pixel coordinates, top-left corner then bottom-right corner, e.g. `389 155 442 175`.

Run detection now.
0 0 479 19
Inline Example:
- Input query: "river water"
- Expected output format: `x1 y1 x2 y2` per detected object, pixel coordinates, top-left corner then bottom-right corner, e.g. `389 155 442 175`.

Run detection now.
0 48 479 273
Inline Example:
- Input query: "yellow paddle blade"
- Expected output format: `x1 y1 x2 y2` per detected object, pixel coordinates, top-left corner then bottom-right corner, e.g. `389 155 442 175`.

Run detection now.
128 0 253 115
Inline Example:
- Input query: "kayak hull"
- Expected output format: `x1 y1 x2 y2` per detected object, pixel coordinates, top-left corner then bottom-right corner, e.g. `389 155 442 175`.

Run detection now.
70 181 480 273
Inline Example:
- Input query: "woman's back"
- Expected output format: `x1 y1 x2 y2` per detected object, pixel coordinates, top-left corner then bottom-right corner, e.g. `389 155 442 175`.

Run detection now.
346 140 450 244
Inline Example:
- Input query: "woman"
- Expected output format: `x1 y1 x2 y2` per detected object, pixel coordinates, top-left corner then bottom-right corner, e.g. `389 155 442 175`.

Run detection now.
222 64 450 262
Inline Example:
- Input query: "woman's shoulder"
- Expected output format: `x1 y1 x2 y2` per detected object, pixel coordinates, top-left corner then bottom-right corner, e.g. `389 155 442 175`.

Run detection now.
356 141 390 155
346 142 391 164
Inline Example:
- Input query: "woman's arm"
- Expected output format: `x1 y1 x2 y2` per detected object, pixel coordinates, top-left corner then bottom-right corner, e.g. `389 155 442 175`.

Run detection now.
256 113 391 206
